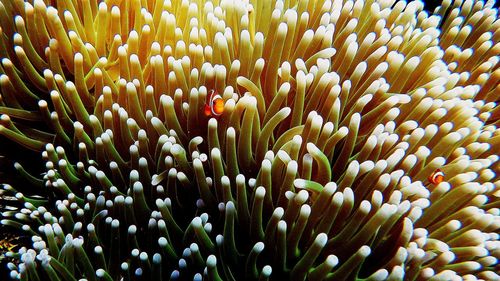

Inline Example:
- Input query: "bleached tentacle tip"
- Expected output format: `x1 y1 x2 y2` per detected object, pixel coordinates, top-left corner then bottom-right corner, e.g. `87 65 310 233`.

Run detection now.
359 245 371 257
262 265 272 276
206 255 217 267
255 186 266 197
294 179 306 188
306 142 318 153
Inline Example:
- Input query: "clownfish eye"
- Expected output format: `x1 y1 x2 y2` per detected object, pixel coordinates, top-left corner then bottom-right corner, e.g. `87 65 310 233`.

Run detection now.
428 169 444 184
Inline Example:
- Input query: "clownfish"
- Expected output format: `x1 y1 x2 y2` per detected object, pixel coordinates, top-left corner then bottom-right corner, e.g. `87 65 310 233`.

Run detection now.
204 90 225 117
428 169 444 184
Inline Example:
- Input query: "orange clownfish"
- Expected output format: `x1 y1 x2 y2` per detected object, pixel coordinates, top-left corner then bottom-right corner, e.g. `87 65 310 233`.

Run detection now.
428 169 444 184
204 90 225 117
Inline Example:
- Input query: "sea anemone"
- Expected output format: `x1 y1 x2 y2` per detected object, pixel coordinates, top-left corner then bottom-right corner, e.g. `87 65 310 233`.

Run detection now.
0 0 499 280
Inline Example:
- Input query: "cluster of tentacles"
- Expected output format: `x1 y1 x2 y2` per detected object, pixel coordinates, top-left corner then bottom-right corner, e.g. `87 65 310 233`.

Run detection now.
0 0 499 280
